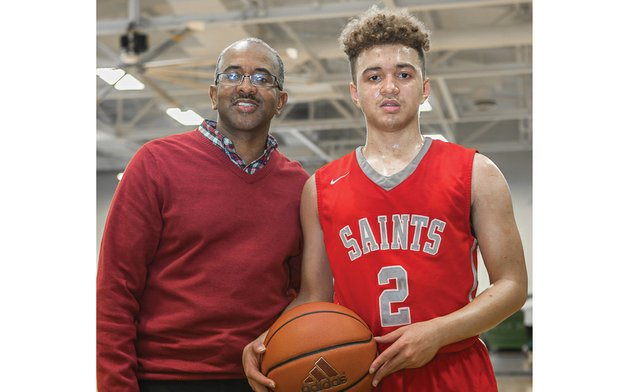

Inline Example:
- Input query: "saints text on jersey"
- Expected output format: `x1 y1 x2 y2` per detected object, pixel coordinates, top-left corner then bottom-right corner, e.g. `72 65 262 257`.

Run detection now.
339 214 446 261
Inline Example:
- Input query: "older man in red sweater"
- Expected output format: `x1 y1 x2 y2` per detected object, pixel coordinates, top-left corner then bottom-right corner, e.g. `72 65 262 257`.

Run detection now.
97 38 308 392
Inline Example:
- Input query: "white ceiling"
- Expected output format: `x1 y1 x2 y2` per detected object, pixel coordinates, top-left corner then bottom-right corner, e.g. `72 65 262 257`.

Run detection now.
97 0 532 180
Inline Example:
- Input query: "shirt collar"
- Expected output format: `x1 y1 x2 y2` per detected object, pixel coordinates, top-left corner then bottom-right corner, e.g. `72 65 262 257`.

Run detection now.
198 119 278 173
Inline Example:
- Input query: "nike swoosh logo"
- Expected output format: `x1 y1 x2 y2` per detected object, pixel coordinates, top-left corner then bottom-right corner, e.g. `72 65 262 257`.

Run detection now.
330 172 350 185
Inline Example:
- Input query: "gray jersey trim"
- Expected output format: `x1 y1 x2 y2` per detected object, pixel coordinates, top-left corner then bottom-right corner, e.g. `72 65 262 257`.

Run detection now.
355 137 433 191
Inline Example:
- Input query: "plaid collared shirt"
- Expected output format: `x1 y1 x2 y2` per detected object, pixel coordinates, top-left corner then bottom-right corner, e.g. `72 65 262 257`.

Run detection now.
198 119 278 174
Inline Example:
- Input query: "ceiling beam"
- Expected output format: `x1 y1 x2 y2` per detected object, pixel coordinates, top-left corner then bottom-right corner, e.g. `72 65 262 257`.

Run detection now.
97 41 121 63
100 62 531 101
98 0 531 35
435 77 460 121
128 0 140 24
278 23 327 76
330 99 355 119
124 98 158 133
98 24 532 69
445 110 530 124
426 95 456 141
117 109 530 142
289 129 333 162
462 120 498 143
465 141 531 153
311 63 532 85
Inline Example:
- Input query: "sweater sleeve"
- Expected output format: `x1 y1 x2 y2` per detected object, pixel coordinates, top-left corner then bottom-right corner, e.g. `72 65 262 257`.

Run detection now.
97 145 163 392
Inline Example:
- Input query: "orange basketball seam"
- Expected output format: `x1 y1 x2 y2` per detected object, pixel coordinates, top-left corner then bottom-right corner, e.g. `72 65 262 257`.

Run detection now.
263 335 374 376
264 310 368 347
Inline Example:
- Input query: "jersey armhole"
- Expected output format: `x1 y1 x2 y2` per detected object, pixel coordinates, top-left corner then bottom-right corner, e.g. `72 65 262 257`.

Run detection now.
466 149 477 238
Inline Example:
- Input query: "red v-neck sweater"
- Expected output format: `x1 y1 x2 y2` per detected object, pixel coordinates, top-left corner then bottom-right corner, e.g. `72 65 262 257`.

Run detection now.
97 130 309 391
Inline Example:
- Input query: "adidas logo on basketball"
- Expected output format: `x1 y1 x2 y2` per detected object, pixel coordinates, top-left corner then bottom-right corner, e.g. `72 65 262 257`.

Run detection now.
301 357 347 392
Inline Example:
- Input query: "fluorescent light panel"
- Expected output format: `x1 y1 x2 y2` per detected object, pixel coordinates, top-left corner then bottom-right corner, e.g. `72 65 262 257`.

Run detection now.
424 134 448 142
420 100 432 112
96 68 125 85
96 68 145 90
286 47 299 59
166 108 203 126
114 74 145 90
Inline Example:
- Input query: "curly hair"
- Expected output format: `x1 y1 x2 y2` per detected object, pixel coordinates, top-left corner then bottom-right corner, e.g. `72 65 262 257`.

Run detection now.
339 6 431 82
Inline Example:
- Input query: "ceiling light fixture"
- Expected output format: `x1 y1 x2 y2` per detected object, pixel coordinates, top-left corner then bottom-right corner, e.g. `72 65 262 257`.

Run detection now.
286 47 299 60
424 134 448 142
114 74 145 90
474 98 497 111
96 68 126 85
166 108 203 126
96 67 144 90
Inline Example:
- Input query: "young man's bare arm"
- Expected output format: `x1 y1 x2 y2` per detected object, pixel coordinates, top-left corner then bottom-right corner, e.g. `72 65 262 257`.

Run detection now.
369 153 528 386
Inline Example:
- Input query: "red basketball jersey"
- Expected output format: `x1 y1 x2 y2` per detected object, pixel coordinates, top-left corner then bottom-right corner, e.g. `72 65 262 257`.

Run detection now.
315 139 496 390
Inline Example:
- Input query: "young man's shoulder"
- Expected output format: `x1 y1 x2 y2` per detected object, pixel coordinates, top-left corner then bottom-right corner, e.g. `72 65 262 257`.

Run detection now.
429 138 475 154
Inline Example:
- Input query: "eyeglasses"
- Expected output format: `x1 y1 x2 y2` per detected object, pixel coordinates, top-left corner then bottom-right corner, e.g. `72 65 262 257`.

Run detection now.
215 72 282 90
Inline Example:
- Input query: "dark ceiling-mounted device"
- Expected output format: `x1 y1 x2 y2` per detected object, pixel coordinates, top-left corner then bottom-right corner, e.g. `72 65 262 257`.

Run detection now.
120 23 148 63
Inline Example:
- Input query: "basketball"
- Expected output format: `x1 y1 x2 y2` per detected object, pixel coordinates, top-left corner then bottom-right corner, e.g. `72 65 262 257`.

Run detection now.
260 301 377 392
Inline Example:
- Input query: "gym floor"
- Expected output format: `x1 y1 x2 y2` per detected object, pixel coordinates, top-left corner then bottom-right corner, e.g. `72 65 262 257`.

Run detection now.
491 351 532 391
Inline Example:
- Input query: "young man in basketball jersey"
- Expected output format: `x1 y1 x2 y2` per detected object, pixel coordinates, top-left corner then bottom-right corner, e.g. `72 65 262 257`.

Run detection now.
243 7 528 391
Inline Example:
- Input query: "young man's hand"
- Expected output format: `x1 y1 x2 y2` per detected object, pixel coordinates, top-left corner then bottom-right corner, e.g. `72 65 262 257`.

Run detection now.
369 320 443 387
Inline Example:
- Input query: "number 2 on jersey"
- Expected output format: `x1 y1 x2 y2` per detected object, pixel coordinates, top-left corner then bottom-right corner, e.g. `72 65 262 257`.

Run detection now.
378 266 411 327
